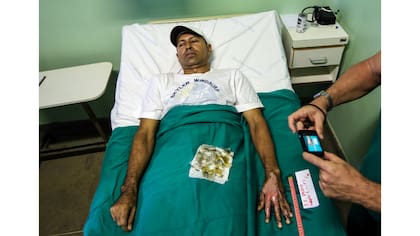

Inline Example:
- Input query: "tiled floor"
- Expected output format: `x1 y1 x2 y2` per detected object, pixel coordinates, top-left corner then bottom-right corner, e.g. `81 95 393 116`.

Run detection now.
39 120 348 236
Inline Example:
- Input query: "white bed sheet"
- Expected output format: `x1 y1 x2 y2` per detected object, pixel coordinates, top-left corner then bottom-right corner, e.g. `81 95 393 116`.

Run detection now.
111 10 293 129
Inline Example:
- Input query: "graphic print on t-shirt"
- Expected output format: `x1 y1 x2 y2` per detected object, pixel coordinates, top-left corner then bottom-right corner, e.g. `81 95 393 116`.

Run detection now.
170 78 220 105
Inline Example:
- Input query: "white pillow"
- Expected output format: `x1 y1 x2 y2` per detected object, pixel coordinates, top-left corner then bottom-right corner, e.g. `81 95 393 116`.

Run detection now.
111 10 292 129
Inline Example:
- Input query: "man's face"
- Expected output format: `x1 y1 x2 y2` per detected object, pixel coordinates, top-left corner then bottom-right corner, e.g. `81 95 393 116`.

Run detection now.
176 33 212 71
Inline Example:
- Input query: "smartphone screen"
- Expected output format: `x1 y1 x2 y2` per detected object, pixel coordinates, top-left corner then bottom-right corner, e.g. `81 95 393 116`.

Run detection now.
298 130 324 157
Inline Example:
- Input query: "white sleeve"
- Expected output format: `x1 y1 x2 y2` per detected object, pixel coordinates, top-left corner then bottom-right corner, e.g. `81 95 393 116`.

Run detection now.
232 70 264 112
138 74 164 120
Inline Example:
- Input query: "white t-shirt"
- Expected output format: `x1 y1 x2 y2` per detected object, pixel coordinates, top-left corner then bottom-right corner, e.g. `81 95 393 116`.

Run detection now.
139 68 263 120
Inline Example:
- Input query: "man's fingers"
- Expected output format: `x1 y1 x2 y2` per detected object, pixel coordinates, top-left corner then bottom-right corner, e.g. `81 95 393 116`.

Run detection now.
288 110 309 133
313 116 325 139
110 207 116 221
272 196 282 228
264 196 272 223
257 193 265 211
288 105 327 137
296 120 305 131
302 152 327 169
265 195 294 228
110 204 134 232
318 180 328 194
280 199 293 220
288 116 298 133
127 207 136 231
110 207 123 227
119 210 133 232
323 151 344 163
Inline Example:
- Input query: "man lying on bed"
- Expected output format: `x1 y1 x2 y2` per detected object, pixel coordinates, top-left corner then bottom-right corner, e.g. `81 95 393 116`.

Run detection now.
109 25 293 232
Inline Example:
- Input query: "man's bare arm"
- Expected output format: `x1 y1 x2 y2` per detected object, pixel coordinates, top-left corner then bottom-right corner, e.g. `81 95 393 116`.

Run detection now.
110 118 159 231
122 118 159 192
312 51 381 112
243 108 292 228
243 109 280 176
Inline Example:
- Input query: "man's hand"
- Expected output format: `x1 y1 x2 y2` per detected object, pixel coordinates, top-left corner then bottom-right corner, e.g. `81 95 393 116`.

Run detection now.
303 151 365 201
303 151 381 212
257 172 293 228
288 105 326 139
110 187 138 232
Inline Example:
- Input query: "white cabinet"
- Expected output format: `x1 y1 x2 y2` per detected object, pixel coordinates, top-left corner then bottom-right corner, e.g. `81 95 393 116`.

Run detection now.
280 14 349 84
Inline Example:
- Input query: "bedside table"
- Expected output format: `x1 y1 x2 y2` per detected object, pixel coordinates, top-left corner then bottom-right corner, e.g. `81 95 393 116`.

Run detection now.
280 14 349 84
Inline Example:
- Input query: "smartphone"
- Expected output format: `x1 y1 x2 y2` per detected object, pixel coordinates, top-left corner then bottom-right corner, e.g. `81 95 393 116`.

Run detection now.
298 130 324 157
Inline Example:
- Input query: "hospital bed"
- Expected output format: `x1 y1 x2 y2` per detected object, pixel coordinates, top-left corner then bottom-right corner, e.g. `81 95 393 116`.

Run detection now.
84 10 346 236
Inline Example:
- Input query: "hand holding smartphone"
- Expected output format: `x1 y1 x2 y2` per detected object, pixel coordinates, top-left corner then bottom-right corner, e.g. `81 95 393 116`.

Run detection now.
298 130 324 157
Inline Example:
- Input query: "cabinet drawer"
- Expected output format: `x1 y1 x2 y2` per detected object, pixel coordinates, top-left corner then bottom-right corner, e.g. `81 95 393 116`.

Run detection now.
291 46 344 68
